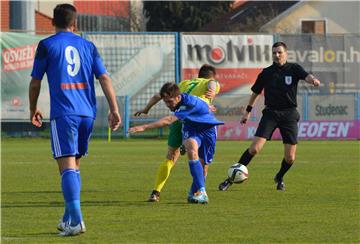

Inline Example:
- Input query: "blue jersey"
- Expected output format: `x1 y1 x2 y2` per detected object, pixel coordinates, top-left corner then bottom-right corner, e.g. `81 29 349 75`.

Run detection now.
174 93 224 127
31 31 107 119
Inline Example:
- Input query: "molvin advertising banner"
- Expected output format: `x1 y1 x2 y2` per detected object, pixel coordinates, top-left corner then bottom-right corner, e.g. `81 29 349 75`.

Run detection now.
181 34 273 95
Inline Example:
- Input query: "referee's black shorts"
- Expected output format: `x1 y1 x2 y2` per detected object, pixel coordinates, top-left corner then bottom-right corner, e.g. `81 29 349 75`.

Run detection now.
255 107 300 145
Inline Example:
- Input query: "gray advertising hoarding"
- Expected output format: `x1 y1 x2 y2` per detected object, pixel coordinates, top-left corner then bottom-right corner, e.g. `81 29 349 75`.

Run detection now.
308 94 356 120
280 34 360 94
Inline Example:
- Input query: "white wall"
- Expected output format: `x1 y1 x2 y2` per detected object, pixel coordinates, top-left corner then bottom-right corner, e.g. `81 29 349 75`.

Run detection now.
35 0 73 17
261 1 360 34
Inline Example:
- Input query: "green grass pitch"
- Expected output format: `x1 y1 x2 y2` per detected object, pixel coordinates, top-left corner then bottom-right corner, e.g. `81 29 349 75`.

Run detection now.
2 138 359 243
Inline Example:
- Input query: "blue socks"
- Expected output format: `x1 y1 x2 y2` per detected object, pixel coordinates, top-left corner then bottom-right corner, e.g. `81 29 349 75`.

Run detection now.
189 173 207 196
62 169 81 223
62 208 70 223
189 182 197 197
188 160 206 194
76 169 82 189
61 169 82 226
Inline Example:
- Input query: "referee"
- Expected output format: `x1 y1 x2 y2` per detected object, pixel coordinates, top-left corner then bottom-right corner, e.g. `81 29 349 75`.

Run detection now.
219 41 321 191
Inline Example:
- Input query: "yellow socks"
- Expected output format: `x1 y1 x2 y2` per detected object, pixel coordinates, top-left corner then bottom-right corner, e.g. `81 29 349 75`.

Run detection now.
154 159 174 192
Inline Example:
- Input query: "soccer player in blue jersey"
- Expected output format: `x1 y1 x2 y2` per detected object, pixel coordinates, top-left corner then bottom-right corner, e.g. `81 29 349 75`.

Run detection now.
29 4 121 236
129 82 223 204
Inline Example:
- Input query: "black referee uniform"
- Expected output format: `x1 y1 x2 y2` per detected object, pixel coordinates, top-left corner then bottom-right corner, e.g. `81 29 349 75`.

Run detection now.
252 62 308 145
218 41 320 191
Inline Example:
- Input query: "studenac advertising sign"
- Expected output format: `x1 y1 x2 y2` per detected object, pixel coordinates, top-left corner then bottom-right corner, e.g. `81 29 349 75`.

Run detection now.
308 94 355 120
1 32 50 120
181 34 273 95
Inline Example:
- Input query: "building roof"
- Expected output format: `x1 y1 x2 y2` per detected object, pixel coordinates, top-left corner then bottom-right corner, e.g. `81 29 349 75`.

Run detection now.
74 0 130 17
199 1 299 32
259 1 305 31
35 10 54 35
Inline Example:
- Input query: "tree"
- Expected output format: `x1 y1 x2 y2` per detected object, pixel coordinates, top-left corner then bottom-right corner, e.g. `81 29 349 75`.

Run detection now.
143 1 233 31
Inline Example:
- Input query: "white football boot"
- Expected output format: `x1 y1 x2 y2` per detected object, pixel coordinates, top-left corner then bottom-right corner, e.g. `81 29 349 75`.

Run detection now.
57 219 68 231
59 221 86 236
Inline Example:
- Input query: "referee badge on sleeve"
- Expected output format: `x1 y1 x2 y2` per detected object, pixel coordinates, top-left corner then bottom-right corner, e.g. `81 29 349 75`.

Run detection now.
285 76 292 85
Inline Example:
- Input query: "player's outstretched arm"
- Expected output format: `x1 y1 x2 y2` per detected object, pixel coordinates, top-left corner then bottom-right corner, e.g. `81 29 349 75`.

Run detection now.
134 93 162 116
98 74 121 131
129 115 177 133
29 78 43 127
305 74 321 87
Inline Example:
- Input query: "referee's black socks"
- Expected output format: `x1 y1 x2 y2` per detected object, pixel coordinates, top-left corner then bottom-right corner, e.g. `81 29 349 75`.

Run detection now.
276 158 293 179
237 148 254 166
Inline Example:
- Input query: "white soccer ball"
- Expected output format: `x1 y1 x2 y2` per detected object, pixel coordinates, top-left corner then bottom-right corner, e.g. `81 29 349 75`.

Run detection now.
227 163 249 184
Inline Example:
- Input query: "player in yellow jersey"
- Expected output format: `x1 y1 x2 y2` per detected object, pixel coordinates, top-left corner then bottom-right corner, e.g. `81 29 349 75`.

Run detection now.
134 64 220 202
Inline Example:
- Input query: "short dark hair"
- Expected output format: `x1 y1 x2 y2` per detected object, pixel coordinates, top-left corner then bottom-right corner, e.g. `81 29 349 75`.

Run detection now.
160 82 181 98
52 4 77 29
198 64 216 79
272 42 287 50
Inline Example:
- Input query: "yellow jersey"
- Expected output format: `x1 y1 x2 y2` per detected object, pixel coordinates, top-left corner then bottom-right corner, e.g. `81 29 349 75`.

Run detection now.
178 78 220 104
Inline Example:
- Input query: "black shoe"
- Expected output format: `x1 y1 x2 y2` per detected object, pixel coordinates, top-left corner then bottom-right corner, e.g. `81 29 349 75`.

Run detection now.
218 178 233 191
148 190 160 202
180 145 186 156
274 175 285 191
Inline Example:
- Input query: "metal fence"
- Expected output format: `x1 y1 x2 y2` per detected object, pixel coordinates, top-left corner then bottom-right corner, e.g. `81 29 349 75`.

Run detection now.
1 32 359 139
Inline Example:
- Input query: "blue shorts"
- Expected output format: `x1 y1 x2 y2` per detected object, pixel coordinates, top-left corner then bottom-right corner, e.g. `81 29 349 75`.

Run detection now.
50 115 94 159
182 123 217 164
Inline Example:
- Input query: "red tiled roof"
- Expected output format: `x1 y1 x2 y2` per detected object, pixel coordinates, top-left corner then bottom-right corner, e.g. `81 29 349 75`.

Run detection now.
200 1 298 32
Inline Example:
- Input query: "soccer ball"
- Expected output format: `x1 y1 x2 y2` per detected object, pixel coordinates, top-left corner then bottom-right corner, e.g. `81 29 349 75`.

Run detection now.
227 163 248 183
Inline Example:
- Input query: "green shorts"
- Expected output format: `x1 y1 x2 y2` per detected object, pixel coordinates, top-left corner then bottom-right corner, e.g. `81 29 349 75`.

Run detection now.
167 120 183 148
